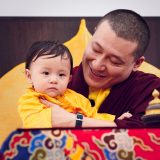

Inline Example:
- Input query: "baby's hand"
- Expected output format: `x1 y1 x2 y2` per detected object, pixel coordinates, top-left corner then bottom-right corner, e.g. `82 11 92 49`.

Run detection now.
117 112 132 120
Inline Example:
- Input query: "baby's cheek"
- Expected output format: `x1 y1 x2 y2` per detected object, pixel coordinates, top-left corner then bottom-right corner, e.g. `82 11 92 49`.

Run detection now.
60 83 68 92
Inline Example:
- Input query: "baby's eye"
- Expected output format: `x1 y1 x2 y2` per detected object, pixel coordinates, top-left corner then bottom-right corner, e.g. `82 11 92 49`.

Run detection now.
59 73 66 77
42 71 49 75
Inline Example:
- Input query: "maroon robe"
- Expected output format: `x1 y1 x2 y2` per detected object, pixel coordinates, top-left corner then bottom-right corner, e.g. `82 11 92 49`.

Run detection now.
68 63 160 127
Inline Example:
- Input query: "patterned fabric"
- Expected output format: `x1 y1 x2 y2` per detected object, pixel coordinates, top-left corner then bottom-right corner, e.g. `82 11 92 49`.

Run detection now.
1 128 160 160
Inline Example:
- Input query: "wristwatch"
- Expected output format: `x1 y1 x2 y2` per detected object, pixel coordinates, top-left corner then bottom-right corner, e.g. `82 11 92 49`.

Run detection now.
75 113 83 128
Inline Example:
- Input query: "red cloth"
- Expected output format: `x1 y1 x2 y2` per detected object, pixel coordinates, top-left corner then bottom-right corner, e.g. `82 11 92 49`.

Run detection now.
68 63 160 127
1 128 160 159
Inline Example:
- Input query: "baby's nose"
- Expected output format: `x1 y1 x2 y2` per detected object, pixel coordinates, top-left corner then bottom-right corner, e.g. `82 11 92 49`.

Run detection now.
49 76 58 83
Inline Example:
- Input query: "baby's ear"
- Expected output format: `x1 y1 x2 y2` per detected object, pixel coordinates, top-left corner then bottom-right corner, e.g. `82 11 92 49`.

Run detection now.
69 75 72 82
25 69 32 84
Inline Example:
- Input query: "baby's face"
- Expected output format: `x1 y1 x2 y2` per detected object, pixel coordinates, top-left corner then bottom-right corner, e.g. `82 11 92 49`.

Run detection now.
26 54 71 97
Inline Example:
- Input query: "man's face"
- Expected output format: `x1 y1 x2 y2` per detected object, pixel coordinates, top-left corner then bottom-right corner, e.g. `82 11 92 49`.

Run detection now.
26 54 71 97
82 21 140 90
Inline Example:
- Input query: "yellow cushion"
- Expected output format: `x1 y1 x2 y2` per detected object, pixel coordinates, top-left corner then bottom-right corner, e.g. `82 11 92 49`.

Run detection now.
0 63 27 145
64 19 92 67
0 18 160 146
138 61 160 77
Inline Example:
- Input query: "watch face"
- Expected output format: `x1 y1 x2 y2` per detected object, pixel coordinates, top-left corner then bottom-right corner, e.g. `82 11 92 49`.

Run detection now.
77 113 83 120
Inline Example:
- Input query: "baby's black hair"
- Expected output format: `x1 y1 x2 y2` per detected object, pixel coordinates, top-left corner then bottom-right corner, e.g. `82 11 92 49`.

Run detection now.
25 40 73 74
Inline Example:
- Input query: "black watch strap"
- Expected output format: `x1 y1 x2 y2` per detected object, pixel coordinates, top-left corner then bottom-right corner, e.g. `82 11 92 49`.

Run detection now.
75 113 83 128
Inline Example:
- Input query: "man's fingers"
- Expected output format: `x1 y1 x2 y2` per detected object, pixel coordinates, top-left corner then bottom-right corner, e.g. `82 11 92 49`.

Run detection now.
124 112 132 118
40 99 52 107
40 99 60 108
118 112 132 120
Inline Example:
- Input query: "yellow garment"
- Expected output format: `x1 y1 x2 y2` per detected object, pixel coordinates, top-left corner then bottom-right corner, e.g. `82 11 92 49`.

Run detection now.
18 88 115 128
89 88 111 110
88 88 112 121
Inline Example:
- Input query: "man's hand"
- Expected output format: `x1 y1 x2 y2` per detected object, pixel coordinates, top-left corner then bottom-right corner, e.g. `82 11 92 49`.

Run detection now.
40 99 76 127
117 112 132 120
40 99 117 128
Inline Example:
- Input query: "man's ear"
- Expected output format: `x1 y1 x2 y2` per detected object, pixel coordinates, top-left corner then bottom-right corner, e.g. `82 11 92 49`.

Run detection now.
133 56 145 71
25 69 32 84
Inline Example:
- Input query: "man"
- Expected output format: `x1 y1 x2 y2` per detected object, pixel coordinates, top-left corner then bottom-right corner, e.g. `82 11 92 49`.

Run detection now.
42 9 160 128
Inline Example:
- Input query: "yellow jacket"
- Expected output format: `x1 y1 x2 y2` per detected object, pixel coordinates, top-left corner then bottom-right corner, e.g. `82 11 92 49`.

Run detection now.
18 88 115 128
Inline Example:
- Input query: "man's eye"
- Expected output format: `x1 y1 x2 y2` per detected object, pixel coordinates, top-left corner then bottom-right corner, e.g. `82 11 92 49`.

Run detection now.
110 60 122 66
93 48 101 53
110 58 124 66
42 71 49 75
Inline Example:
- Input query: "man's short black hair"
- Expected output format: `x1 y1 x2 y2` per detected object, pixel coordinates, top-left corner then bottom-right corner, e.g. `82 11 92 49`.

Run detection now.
97 9 150 59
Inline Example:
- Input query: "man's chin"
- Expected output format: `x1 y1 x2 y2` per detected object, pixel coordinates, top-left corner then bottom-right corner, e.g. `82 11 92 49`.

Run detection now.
86 78 113 90
86 79 103 89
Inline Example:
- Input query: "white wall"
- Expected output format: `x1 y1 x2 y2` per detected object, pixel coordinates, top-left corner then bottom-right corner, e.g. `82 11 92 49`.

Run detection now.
0 0 159 17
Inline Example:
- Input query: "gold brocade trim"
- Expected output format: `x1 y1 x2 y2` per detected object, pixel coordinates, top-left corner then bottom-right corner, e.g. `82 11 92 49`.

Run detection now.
145 109 160 115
